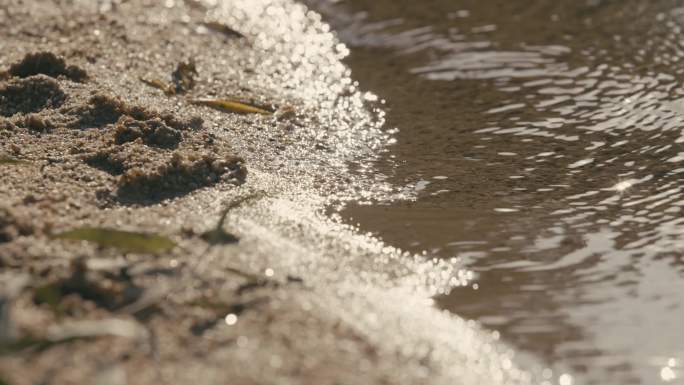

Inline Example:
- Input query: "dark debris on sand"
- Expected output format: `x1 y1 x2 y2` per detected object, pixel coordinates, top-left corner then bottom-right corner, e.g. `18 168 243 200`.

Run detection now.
7 52 87 82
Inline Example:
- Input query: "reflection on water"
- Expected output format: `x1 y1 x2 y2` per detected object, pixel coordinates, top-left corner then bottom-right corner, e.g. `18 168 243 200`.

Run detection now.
305 0 684 384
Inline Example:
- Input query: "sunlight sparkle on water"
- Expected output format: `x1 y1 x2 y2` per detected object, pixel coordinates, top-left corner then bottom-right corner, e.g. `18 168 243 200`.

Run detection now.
225 313 238 326
660 367 676 382
659 357 680 382
558 373 573 385
611 179 635 193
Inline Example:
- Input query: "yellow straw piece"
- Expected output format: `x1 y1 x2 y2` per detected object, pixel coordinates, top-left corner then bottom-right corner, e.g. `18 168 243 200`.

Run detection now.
189 98 272 115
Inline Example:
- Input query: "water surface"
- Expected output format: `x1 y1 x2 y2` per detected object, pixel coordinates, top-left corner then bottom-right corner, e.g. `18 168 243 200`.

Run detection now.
304 0 684 384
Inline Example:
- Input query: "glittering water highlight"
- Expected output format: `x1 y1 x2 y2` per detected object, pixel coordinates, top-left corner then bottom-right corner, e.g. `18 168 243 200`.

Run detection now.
304 0 684 384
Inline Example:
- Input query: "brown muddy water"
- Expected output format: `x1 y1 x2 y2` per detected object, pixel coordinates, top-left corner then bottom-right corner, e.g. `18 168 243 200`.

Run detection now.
304 0 684 384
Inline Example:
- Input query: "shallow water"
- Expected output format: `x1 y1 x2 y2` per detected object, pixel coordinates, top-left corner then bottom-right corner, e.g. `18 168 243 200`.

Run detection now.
304 0 684 384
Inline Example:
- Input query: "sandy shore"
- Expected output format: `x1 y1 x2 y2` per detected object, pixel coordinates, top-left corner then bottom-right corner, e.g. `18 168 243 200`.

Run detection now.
1 1 539 384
